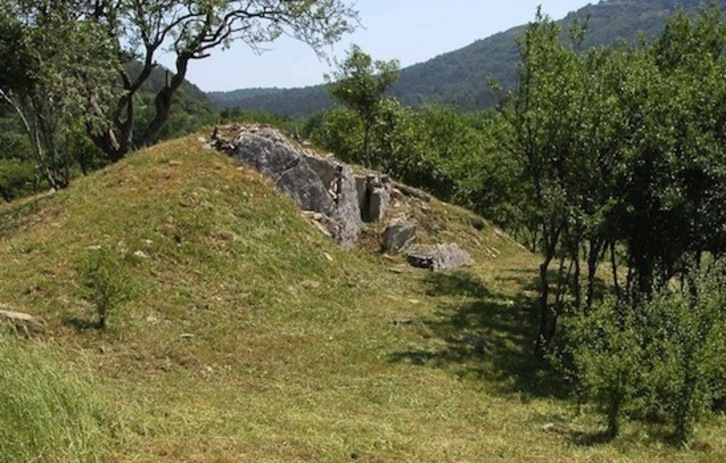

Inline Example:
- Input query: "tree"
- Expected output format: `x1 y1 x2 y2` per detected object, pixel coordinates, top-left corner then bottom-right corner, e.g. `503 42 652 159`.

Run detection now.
0 2 119 190
3 1 358 163
96 0 359 161
505 10 600 357
325 44 399 167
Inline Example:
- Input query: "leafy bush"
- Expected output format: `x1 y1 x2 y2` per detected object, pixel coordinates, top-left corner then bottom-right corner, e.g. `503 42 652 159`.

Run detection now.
78 249 128 330
563 298 647 438
0 337 121 462
564 264 726 444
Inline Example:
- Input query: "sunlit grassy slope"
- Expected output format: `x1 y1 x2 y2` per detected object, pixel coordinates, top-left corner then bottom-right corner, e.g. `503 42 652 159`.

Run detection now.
0 136 723 462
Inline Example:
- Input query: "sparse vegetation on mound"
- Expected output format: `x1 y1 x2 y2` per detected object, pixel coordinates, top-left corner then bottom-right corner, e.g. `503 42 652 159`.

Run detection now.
0 136 724 461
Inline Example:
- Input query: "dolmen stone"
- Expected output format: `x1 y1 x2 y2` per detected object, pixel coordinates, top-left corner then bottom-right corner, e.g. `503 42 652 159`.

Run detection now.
227 127 362 250
406 243 473 271
383 223 416 253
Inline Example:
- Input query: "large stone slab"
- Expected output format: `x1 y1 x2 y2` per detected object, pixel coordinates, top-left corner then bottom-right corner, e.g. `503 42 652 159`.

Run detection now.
230 127 362 249
383 223 416 253
406 243 473 271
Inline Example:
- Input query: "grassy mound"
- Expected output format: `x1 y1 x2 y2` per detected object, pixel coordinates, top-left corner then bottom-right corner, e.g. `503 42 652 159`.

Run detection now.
0 136 723 462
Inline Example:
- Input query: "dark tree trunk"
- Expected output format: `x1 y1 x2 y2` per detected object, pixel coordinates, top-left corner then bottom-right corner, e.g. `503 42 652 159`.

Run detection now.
140 61 187 146
585 238 606 312
362 121 372 168
535 255 554 360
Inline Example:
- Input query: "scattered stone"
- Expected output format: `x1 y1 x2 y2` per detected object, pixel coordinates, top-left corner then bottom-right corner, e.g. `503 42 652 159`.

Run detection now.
405 244 473 271
392 316 421 327
301 210 335 238
180 333 195 339
368 187 391 222
355 173 391 222
1 307 44 335
356 174 392 223
133 250 150 259
382 223 416 253
394 182 431 202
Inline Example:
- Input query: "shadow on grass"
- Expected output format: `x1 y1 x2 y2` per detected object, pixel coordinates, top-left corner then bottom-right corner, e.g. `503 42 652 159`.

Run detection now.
62 316 102 331
570 430 615 446
388 270 568 399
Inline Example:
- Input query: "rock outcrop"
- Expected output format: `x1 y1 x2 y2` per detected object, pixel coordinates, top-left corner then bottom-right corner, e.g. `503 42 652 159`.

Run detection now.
356 174 392 223
209 126 475 266
216 126 365 249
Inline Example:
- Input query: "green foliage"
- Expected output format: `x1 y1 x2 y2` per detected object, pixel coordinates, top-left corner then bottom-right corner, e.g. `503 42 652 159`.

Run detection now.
500 3 726 359
78 249 128 330
0 2 120 190
82 0 358 160
308 106 363 160
210 86 333 118
309 102 519 226
564 298 648 438
126 61 217 146
0 337 120 462
326 45 400 167
219 107 303 133
0 158 37 202
565 265 726 444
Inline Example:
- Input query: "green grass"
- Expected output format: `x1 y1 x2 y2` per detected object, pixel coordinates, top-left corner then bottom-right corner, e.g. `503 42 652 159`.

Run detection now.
0 337 122 462
0 135 724 461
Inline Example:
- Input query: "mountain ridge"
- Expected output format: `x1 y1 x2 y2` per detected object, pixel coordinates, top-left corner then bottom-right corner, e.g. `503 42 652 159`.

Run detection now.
208 0 726 116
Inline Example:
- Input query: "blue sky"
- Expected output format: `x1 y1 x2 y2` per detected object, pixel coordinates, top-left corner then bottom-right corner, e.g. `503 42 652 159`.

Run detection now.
166 1 593 92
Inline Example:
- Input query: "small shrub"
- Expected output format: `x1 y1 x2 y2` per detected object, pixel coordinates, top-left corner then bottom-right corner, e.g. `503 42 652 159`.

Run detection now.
79 248 127 330
564 298 646 438
644 269 726 444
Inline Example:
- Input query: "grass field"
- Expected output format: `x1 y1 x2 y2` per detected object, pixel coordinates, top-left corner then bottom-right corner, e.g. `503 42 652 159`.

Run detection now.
1 136 724 462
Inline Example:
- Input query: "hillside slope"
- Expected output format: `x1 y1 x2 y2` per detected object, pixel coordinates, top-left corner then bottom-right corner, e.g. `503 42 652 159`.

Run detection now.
0 135 724 461
209 0 726 115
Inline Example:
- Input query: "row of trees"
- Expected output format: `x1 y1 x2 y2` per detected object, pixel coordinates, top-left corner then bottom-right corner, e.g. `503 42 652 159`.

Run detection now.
508 7 725 442
510 6 726 355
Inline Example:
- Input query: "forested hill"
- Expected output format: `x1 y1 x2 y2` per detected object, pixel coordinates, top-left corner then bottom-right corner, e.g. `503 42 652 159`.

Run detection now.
208 0 726 116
